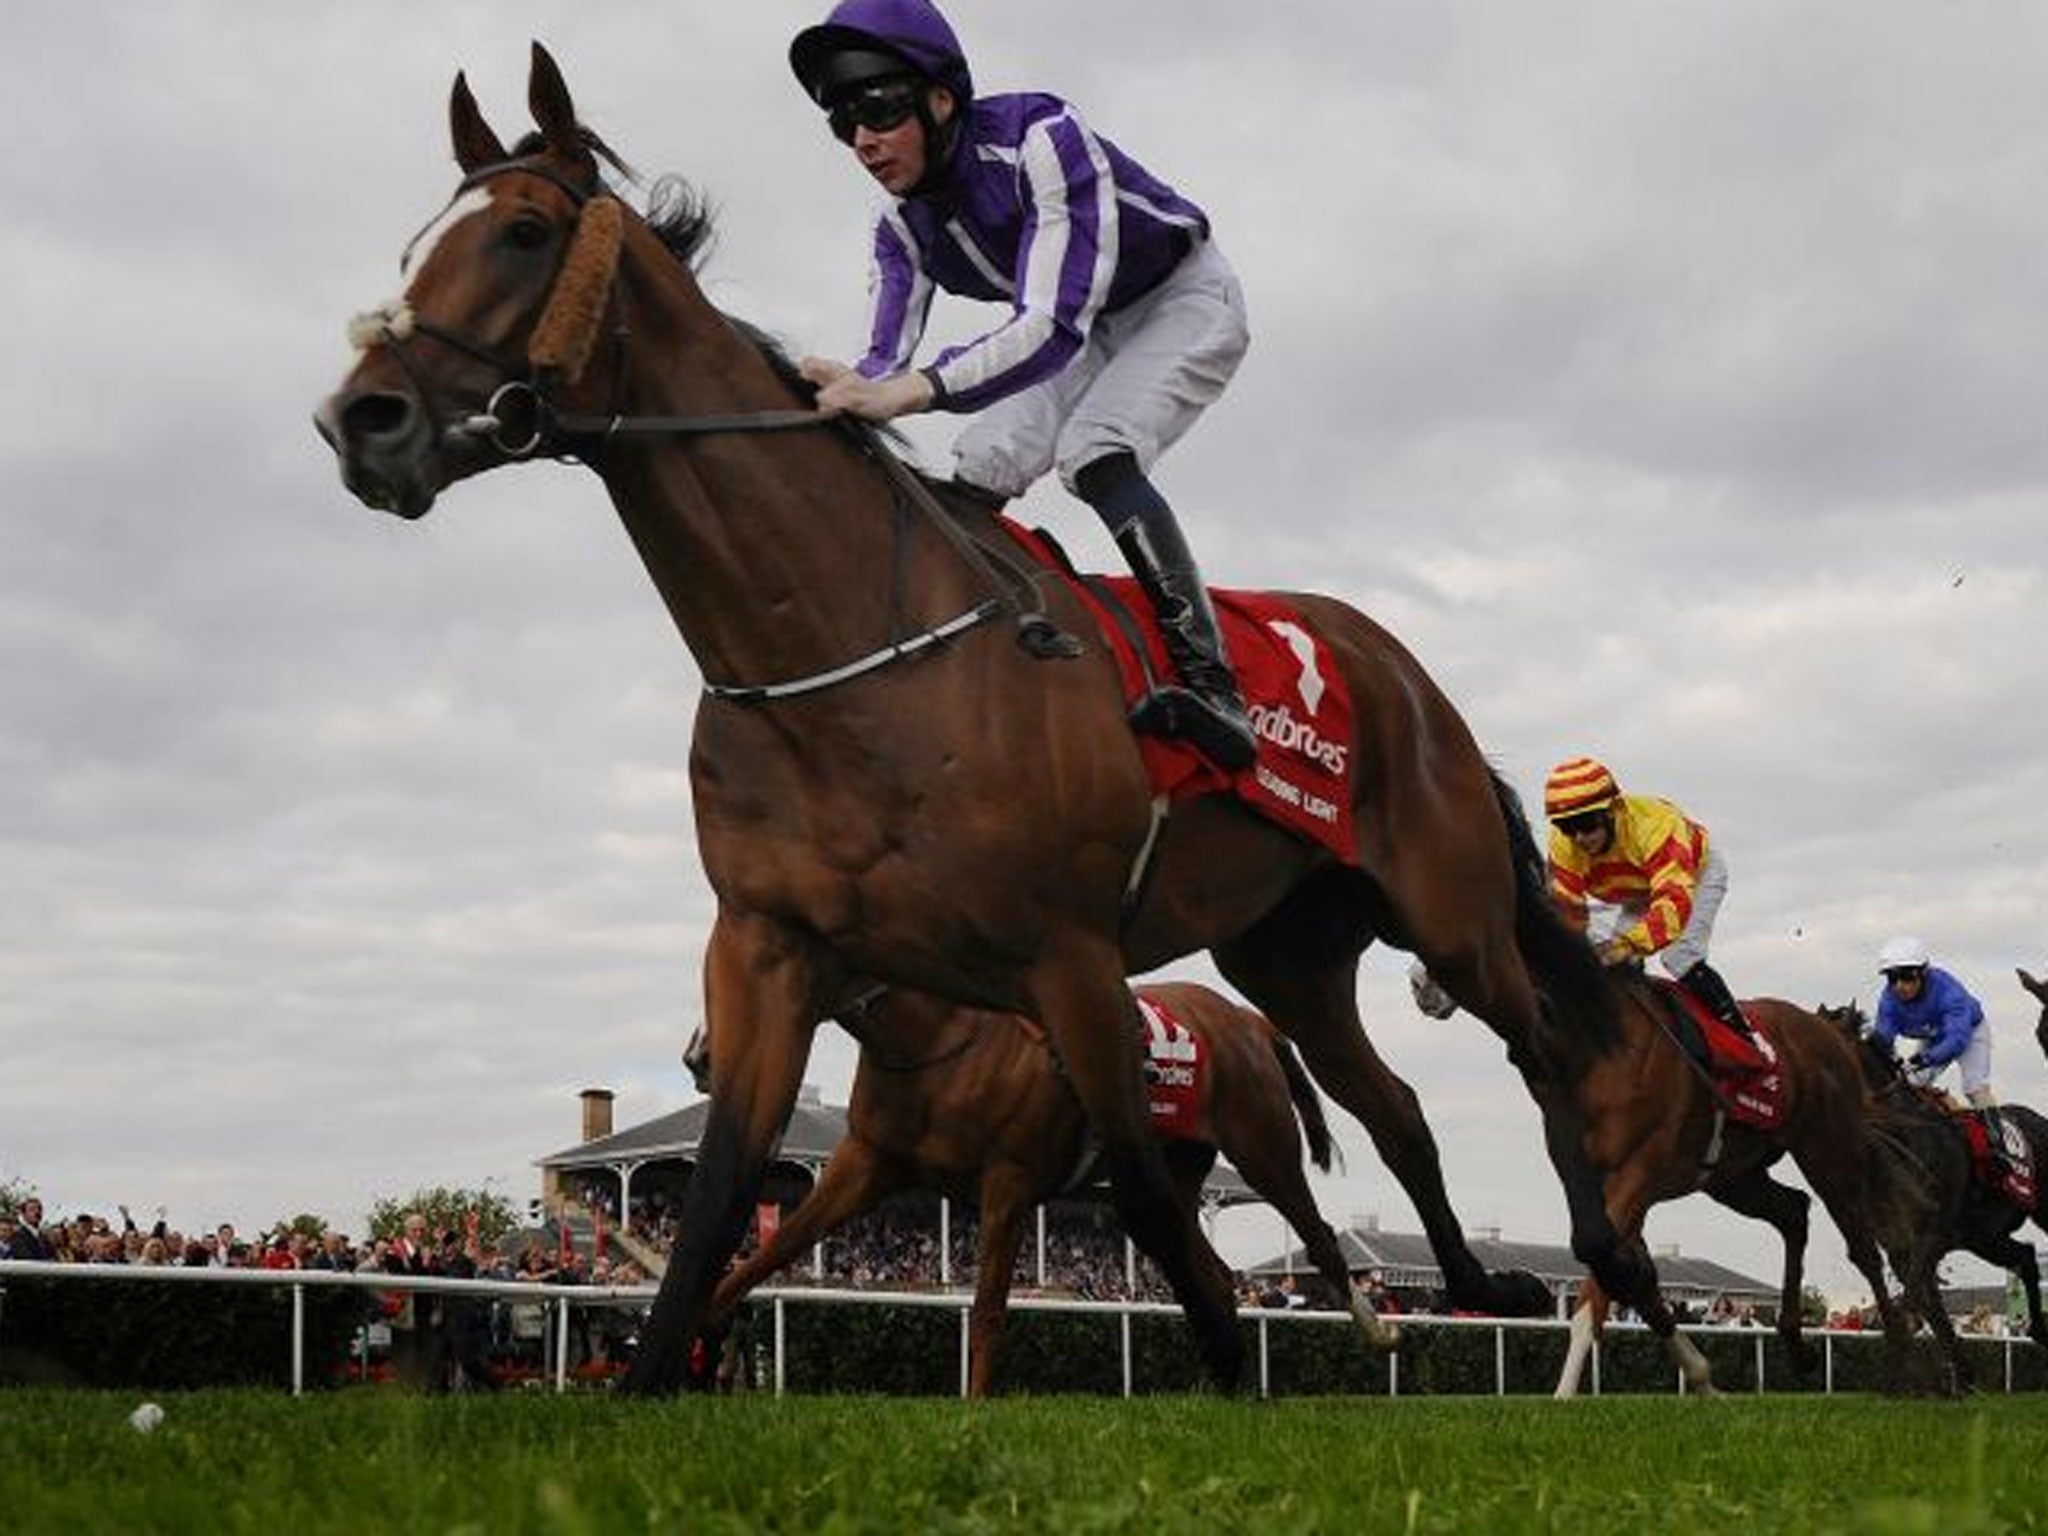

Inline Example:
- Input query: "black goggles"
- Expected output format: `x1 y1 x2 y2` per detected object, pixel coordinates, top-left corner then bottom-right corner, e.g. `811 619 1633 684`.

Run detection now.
828 81 922 144
1884 967 1927 985
1554 811 1610 838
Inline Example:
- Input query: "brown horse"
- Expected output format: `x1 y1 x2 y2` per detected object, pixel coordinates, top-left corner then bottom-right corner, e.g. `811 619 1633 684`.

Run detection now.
687 980 1398 1395
1550 975 1911 1396
316 45 1654 1395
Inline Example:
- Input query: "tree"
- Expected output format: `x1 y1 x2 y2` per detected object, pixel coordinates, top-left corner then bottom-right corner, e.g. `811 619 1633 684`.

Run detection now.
365 1185 520 1246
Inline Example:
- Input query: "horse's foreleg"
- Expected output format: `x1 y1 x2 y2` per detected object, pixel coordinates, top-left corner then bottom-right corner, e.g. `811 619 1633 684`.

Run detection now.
1035 943 1242 1389
1554 1280 1608 1400
621 912 824 1397
709 1137 897 1324
965 1162 1036 1398
1815 1175 1919 1391
1708 1167 1816 1374
1535 1092 1676 1338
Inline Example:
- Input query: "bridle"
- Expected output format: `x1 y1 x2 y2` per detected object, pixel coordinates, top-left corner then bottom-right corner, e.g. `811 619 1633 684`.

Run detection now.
346 154 1076 702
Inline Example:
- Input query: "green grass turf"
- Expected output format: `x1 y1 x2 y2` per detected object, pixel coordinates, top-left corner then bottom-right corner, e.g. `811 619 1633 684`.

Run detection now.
4 1390 2046 1534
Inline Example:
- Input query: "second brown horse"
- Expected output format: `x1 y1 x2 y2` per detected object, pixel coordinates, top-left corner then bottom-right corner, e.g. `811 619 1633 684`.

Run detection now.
691 980 1397 1395
1551 974 1911 1395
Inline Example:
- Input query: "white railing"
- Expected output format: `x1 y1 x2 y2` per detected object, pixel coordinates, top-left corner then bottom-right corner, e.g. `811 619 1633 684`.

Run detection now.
0 1260 2027 1398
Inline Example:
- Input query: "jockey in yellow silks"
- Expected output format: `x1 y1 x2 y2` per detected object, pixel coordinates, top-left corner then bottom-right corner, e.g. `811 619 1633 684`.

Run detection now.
1543 756 1758 1044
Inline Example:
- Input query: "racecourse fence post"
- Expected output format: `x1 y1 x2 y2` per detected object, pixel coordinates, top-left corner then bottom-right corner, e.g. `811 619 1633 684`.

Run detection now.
1388 1343 1399 1398
1495 1326 1506 1396
1257 1314 1270 1399
958 1308 969 1398
1824 1333 1834 1394
2006 1338 2014 1394
291 1284 305 1397
1754 1332 1764 1394
1120 1312 1132 1397
1591 1337 1602 1396
774 1296 787 1397
554 1298 569 1393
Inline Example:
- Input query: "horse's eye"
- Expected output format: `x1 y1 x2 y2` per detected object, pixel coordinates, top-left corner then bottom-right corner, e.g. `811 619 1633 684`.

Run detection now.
506 216 554 251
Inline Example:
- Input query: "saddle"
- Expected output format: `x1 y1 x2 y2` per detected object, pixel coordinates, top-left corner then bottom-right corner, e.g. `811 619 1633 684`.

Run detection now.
1654 980 1785 1131
996 519 1357 864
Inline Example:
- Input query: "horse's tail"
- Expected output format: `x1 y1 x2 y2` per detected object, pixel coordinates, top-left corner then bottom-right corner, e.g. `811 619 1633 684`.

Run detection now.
1490 769 1618 1064
1270 1030 1341 1175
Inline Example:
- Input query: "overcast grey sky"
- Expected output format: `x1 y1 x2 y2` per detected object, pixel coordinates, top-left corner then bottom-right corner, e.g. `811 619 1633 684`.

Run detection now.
4 2 2043 1301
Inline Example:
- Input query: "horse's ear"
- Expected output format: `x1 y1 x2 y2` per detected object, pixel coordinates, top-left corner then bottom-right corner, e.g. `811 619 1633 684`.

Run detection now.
2018 967 2047 1003
528 41 579 155
450 71 507 173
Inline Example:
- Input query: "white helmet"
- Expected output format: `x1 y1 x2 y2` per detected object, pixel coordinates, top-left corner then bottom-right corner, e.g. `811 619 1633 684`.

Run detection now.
1877 935 1930 974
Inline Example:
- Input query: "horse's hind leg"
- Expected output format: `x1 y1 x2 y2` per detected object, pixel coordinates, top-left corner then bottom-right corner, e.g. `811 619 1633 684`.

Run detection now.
1706 1166 1817 1374
1033 940 1242 1388
1973 1231 2046 1349
1555 1279 1608 1400
1214 900 1545 1317
1208 1056 1397 1349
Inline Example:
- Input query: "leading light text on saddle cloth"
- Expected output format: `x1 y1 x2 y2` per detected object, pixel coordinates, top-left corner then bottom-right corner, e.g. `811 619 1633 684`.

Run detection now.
1138 993 1205 1139
997 520 1357 863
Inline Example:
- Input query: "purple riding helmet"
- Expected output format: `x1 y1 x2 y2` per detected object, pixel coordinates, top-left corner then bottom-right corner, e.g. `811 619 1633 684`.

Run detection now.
789 0 974 107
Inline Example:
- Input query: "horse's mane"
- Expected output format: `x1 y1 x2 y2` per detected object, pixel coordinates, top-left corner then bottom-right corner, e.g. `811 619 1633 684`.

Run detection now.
635 171 908 441
1489 769 1619 1073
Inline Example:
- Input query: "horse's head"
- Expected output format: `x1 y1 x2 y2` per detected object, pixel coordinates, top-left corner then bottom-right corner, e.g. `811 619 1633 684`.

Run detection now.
1816 1000 1895 1091
1815 1000 1868 1037
683 1020 712 1096
315 43 628 518
2019 966 2048 1066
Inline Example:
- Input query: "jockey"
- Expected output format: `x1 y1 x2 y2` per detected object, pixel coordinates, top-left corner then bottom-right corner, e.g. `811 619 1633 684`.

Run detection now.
788 0 1257 772
1542 756 1758 1045
1873 937 2016 1180
1872 936 2001 1105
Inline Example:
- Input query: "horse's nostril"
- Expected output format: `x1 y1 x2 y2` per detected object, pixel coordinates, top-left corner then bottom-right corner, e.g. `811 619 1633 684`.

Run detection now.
340 392 414 442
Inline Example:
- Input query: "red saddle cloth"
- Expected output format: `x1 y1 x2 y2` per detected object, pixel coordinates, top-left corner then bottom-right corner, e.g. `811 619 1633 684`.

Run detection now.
1137 993 1205 1139
997 520 1357 864
1663 983 1786 1131
1960 1111 2037 1210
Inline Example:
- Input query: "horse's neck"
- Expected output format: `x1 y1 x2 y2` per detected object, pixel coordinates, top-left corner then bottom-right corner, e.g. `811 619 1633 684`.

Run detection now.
595 249 948 695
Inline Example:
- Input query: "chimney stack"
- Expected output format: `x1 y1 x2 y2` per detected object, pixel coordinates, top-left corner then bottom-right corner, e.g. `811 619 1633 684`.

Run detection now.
579 1088 615 1143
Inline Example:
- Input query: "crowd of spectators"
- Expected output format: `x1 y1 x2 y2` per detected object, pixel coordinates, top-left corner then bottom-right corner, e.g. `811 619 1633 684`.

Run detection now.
0 1194 656 1390
615 1188 1181 1303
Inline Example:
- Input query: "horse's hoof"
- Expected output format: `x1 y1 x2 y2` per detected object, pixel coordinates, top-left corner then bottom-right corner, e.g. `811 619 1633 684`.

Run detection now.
1481 1268 1555 1319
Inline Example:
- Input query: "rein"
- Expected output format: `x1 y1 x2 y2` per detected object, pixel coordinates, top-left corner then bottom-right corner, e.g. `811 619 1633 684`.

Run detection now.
348 155 1075 705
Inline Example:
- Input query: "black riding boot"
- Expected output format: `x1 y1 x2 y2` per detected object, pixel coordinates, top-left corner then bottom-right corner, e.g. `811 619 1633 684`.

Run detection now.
1678 960 1757 1044
1075 453 1256 772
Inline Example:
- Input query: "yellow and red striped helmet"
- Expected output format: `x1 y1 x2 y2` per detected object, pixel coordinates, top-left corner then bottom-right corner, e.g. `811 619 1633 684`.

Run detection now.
1544 757 1620 823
